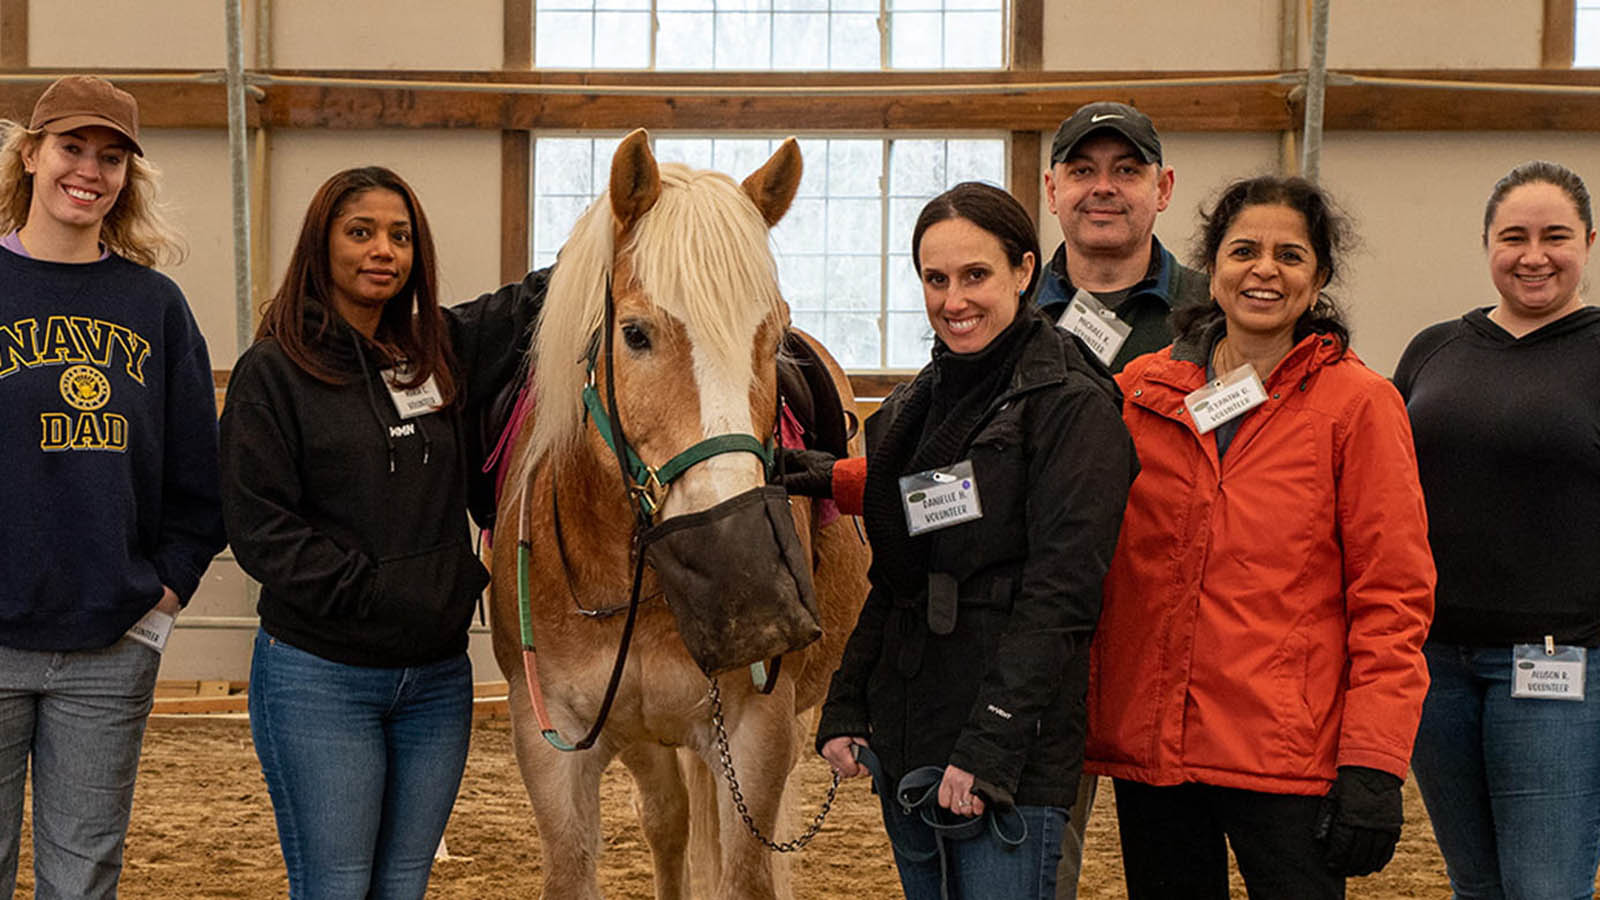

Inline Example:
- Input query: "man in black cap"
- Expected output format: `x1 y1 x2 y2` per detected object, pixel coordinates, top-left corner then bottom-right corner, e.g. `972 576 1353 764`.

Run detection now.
1040 101 1208 900
1038 100 1208 375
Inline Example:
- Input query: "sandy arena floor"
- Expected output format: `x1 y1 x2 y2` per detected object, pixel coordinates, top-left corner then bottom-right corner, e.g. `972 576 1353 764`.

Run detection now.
10 715 1581 898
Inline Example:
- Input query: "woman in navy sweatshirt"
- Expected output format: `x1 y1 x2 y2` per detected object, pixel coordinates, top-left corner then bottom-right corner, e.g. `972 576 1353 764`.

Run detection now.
0 76 226 898
219 166 542 899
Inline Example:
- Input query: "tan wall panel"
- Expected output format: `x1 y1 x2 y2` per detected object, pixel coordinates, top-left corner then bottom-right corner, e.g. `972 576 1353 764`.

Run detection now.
1042 0 1280 71
1322 132 1600 377
1034 131 1282 271
272 0 502 70
1325 0 1542 68
140 130 242 362
30 0 250 68
267 131 504 317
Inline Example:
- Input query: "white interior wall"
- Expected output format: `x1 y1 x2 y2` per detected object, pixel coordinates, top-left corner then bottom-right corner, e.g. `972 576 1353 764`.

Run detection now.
270 0 502 69
134 131 239 362
1324 0 1543 68
28 0 254 68
1042 0 1281 70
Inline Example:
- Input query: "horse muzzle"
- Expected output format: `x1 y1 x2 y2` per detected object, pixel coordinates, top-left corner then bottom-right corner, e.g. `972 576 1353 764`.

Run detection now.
641 485 821 677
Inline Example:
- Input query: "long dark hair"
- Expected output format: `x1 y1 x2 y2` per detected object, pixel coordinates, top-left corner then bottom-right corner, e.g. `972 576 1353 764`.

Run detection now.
911 181 1042 303
1483 160 1594 244
1174 175 1353 352
256 166 456 404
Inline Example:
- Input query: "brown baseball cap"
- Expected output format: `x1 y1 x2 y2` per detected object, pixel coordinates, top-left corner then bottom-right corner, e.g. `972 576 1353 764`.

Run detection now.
29 75 142 156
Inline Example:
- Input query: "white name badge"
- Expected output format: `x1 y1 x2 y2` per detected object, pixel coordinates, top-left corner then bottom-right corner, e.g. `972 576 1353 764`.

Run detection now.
1057 289 1132 368
899 460 982 536
126 608 175 653
1184 364 1269 434
1512 640 1586 701
382 369 445 419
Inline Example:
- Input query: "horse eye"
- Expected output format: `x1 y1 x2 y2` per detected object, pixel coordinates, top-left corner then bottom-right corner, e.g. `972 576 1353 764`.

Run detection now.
621 323 652 352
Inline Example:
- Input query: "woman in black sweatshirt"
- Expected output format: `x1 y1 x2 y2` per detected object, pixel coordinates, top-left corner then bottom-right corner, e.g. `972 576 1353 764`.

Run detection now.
220 166 541 899
1396 160 1600 899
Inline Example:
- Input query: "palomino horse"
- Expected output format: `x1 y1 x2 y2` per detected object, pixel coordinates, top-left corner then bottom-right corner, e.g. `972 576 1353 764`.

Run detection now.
489 130 870 900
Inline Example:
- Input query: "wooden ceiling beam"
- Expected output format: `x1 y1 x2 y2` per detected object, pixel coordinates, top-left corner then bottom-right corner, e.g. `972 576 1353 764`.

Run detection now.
5 69 1600 133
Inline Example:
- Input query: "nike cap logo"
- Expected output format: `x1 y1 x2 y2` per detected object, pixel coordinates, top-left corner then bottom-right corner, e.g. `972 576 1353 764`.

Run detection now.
1090 113 1124 123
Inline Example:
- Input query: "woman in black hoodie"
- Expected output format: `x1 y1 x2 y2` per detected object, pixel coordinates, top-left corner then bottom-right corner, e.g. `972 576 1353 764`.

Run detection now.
220 167 540 899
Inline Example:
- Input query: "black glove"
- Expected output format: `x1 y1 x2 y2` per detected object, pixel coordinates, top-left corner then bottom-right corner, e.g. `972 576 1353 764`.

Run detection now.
773 448 838 498
1316 765 1403 877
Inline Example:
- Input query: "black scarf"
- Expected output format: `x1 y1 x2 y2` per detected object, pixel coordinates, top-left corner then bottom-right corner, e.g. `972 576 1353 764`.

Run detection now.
863 310 1037 603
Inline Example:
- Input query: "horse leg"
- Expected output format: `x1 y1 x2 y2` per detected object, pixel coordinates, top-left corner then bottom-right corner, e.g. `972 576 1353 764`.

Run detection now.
506 677 611 900
619 743 690 900
681 748 721 897
705 683 800 900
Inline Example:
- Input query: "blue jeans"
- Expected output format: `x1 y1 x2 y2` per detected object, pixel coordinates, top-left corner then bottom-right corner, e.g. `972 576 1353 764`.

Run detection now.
1411 642 1600 900
0 637 161 900
877 783 1065 900
248 630 473 900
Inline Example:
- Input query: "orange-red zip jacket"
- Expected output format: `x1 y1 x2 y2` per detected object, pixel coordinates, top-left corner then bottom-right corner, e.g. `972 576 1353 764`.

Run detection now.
1085 331 1435 795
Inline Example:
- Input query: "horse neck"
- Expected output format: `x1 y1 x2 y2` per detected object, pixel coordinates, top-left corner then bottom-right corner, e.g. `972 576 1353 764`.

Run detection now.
543 431 648 594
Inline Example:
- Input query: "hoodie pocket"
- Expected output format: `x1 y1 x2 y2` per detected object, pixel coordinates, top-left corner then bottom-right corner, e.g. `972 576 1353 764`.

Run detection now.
370 541 489 622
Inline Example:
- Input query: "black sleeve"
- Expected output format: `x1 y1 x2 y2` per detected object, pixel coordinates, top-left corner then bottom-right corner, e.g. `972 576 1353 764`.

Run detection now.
815 585 890 751
947 383 1137 795
1392 320 1456 402
219 359 377 618
445 266 550 527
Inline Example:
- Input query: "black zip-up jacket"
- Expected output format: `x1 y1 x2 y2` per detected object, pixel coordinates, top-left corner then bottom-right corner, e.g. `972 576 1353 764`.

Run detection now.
219 271 545 667
816 310 1137 808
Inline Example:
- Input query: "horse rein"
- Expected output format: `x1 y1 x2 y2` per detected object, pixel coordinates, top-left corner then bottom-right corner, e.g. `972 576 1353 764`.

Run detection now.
515 276 791 752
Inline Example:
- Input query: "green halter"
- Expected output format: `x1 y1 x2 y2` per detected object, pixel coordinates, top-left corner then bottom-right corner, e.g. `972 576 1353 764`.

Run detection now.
580 377 773 519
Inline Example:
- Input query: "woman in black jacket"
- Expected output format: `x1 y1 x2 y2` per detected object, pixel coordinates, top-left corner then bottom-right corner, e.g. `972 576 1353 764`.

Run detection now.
815 182 1136 899
219 166 541 900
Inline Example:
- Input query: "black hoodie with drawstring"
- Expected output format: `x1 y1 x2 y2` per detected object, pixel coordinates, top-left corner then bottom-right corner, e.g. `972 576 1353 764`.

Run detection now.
220 270 545 668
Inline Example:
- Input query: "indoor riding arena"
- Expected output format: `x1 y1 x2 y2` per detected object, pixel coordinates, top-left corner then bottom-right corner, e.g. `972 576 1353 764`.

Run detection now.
6 0 1600 897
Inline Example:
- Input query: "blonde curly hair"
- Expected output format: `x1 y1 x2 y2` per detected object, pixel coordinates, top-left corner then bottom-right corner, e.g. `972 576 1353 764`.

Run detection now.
0 121 185 268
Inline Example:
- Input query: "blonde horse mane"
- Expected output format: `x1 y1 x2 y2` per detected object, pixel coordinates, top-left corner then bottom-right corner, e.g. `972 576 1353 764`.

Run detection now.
522 161 788 480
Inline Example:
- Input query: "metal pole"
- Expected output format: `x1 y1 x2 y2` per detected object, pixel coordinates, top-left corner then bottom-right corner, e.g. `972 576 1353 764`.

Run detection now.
226 0 253 359
1300 0 1330 183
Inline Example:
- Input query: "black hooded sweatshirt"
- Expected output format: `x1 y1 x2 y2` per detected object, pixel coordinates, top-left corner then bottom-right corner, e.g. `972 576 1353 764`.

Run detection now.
1396 305 1600 648
219 270 545 667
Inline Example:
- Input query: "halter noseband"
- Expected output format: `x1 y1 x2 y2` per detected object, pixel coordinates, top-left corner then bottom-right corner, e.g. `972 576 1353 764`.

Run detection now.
581 276 776 522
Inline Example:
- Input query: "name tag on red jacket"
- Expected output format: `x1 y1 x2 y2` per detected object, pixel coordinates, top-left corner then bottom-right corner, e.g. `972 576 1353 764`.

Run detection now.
1184 364 1267 434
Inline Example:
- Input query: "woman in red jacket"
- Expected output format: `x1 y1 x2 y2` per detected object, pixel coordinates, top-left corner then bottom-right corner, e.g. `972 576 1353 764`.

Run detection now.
1085 176 1435 898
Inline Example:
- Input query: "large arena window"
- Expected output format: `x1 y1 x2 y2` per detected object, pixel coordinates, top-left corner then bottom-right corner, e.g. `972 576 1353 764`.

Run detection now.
533 0 1005 70
1578 0 1600 65
534 135 1006 369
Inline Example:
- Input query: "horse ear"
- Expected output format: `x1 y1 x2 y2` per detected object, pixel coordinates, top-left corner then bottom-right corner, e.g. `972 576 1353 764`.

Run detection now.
742 137 803 228
609 128 662 233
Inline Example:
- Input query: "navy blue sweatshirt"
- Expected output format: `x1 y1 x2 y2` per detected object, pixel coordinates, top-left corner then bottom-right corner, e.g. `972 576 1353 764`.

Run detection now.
1395 306 1600 647
0 250 225 651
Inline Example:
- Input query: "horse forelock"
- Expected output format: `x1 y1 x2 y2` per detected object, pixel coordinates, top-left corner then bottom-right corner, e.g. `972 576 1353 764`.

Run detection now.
522 162 786 482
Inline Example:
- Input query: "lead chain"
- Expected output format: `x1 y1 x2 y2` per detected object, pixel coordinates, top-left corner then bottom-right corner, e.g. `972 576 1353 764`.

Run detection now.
707 676 841 853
